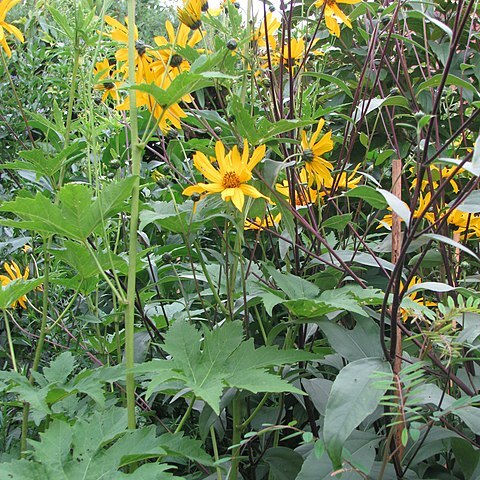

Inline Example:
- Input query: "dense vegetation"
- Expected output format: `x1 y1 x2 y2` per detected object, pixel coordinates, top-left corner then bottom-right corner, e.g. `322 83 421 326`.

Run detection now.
0 0 480 478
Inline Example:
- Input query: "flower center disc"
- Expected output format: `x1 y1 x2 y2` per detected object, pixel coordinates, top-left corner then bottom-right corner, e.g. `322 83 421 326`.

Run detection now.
222 171 241 189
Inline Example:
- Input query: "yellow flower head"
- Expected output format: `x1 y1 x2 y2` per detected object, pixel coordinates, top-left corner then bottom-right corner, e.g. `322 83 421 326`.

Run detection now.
177 0 203 30
314 0 361 37
151 20 202 82
276 168 322 206
253 12 280 49
0 261 29 308
244 212 281 231
183 140 270 212
104 16 152 82
0 0 24 57
301 120 334 186
93 59 120 102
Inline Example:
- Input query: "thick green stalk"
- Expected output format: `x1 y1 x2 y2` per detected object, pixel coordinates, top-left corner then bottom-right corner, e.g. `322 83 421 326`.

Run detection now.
3 309 17 372
210 426 223 480
230 396 242 480
20 238 50 455
174 396 196 434
124 0 142 430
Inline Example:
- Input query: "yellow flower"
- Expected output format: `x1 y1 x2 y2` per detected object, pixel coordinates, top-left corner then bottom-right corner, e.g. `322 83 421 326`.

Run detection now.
276 168 322 205
116 67 187 133
244 212 281 230
378 192 435 229
183 140 270 212
253 12 280 49
280 37 309 72
0 0 24 57
323 164 362 191
93 59 120 102
104 16 152 82
401 276 437 321
177 0 203 30
447 210 480 238
301 120 334 186
0 261 29 308
314 0 361 37
151 20 202 83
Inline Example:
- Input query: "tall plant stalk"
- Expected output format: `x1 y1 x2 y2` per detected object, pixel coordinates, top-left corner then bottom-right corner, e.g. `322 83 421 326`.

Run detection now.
124 0 142 430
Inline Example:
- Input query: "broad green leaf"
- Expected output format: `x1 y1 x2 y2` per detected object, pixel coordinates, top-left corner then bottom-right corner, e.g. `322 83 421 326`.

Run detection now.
132 71 221 108
301 72 353 98
453 190 480 213
421 233 479 260
136 321 316 414
322 213 352 230
416 74 478 96
472 134 480 171
0 177 136 240
376 188 411 224
405 281 455 296
265 265 320 299
263 447 303 480
317 316 384 362
324 358 392 468
43 351 76 384
344 186 387 209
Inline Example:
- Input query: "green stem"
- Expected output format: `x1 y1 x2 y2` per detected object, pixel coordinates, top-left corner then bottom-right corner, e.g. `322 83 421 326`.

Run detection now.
240 392 269 429
174 396 196 434
210 425 223 480
20 238 51 456
58 44 81 188
3 309 17 372
124 0 141 431
230 396 242 480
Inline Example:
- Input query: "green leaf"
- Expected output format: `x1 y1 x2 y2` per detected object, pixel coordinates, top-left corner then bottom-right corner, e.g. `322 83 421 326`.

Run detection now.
472 134 480 171
265 265 320 299
136 321 315 414
322 213 352 230
324 358 392 468
132 71 219 108
301 72 353 98
416 74 478 96
0 177 135 240
317 316 384 362
344 186 387 209
263 447 303 480
0 277 43 310
42 351 76 384
376 188 411 223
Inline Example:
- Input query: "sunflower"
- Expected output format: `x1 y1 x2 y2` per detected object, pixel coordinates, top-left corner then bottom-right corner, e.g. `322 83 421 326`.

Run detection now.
314 0 361 37
276 168 322 206
177 0 203 30
0 0 24 57
301 120 334 186
0 261 29 308
183 140 270 212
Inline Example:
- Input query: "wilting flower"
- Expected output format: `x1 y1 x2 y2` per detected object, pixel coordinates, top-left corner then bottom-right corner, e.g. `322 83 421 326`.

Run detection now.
183 140 270 212
93 59 120 102
0 261 29 308
0 0 24 57
244 212 281 230
301 120 334 186
177 0 203 30
314 0 361 37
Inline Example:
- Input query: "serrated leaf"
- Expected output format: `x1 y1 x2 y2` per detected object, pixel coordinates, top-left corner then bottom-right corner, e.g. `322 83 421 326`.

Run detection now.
137 321 316 414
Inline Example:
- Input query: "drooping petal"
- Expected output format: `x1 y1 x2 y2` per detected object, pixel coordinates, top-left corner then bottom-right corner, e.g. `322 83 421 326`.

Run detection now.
231 188 245 212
